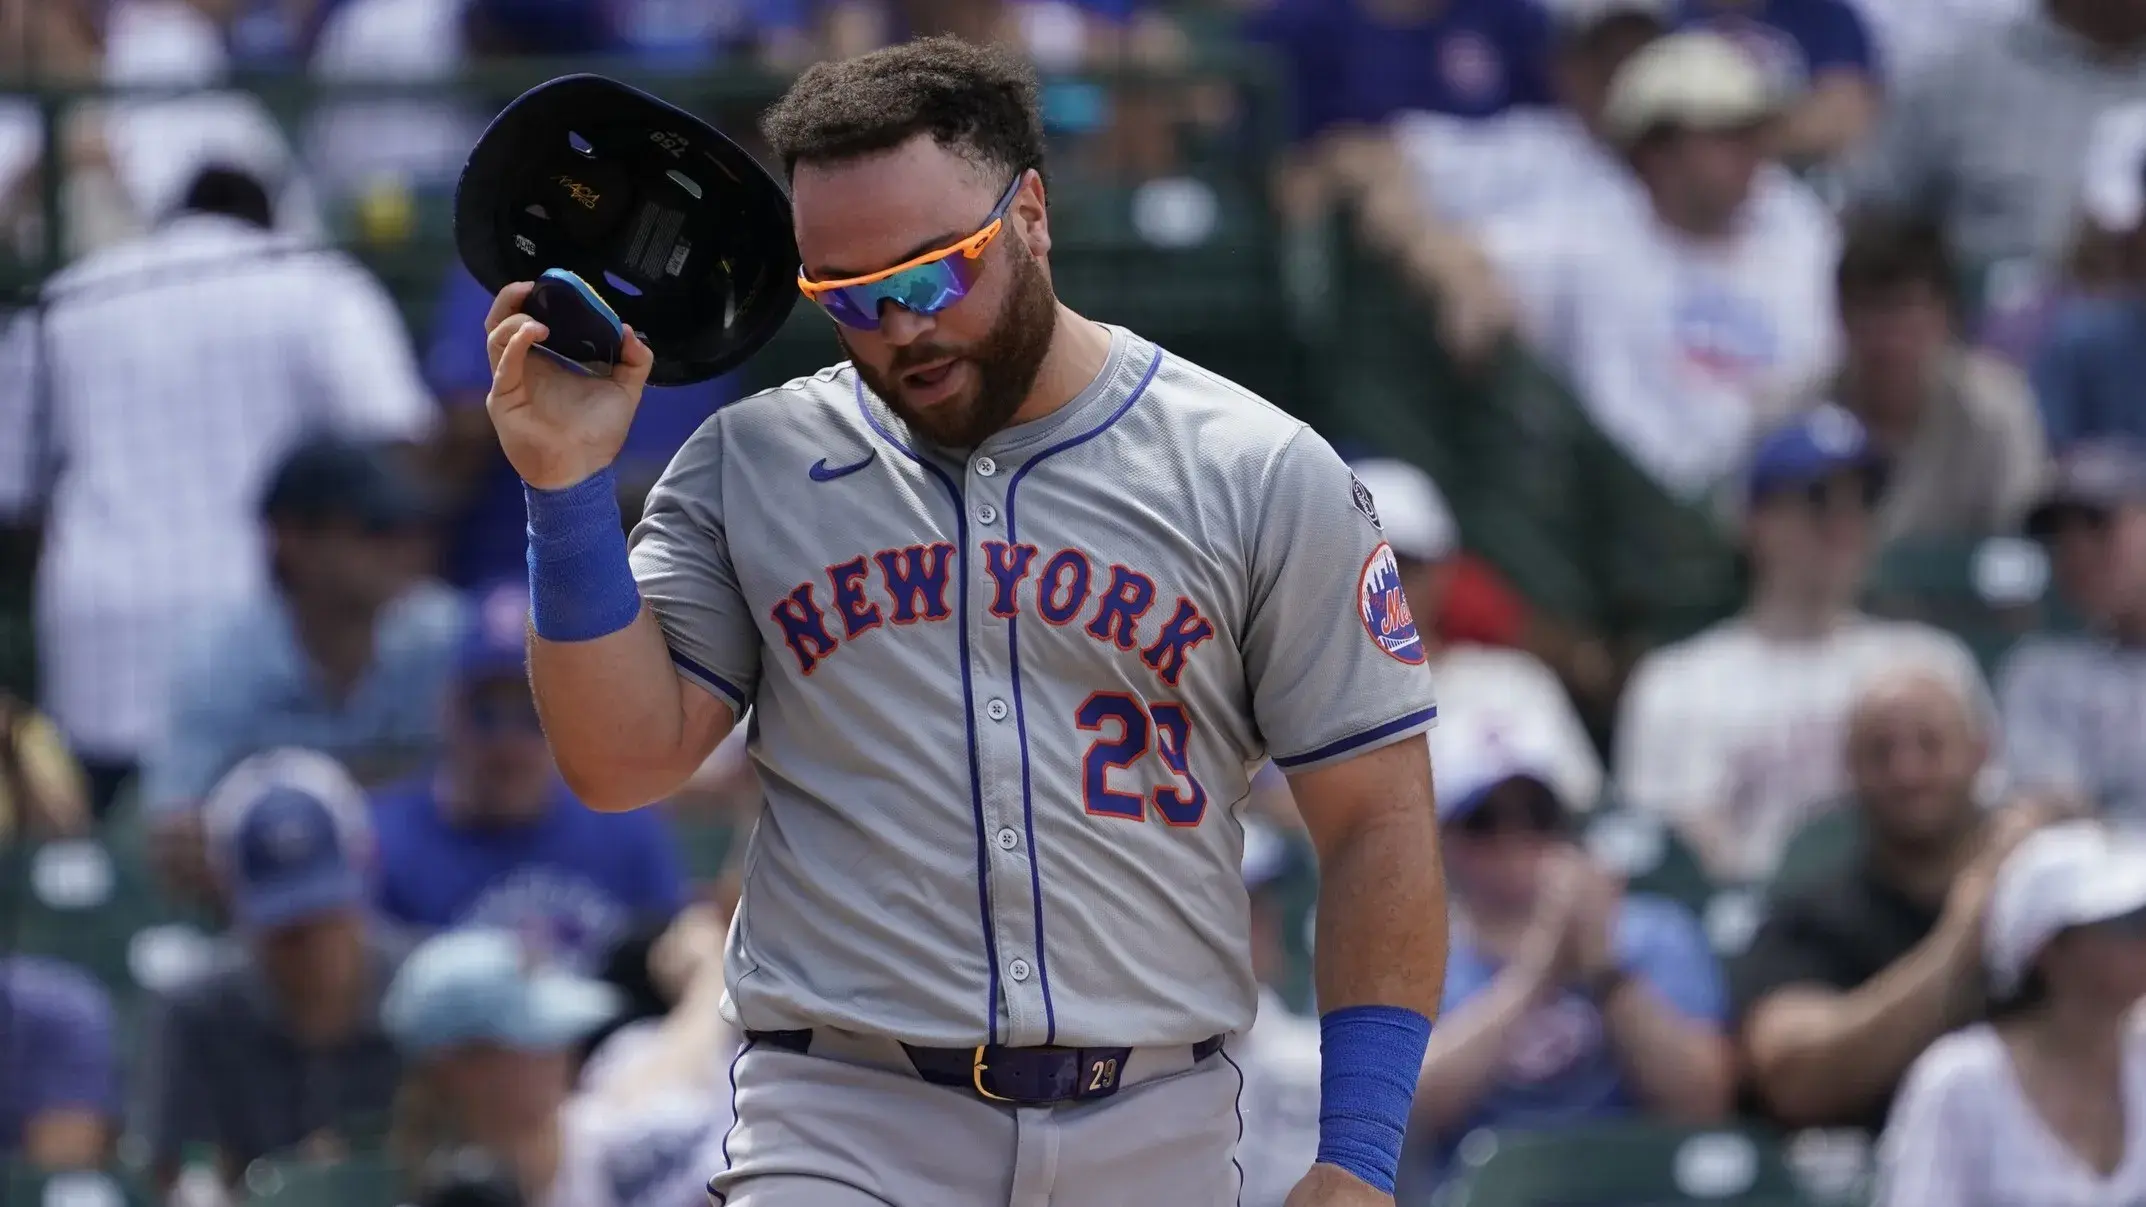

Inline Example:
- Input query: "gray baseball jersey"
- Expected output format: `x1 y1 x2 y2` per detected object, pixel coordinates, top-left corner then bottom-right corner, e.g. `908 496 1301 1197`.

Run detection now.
629 325 1439 1050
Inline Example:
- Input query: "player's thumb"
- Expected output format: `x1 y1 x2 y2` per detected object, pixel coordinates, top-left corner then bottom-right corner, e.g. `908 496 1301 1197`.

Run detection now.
613 325 656 394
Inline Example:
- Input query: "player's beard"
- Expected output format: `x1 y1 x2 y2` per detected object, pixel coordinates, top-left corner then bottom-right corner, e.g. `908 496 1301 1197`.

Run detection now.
842 243 1059 450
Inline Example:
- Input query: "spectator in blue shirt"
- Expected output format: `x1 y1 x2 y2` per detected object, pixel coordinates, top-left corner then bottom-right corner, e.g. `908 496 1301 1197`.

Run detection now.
1680 0 1879 162
1407 742 1731 1188
148 438 464 817
372 582 690 973
145 438 464 906
1246 0 1556 144
0 956 117 1169
425 266 737 589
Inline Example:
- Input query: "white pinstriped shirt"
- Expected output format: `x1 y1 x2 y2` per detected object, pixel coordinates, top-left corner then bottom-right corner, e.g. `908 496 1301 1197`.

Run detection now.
0 214 434 761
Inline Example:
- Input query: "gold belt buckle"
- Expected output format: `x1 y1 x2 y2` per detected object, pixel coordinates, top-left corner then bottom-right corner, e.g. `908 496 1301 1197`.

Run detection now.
971 1045 1013 1103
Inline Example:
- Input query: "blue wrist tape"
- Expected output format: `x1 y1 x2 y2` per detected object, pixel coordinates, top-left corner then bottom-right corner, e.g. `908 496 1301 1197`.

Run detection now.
525 469 641 642
1316 1005 1433 1194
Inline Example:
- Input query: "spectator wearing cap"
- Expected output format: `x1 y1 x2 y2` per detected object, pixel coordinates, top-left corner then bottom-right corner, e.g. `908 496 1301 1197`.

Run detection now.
1786 212 2048 545
1733 670 2039 1132
1876 821 2146 1205
371 582 688 975
1614 408 1986 881
143 437 462 904
1482 31 1840 497
135 748 407 1192
1407 732 1730 1191
1676 0 1880 163
1851 0 2146 277
1350 458 1604 809
1996 439 2146 822
148 437 463 817
1331 0 1670 363
1231 816 1322 1207
0 956 118 1169
422 265 739 590
384 927 737 1207
2030 100 2146 452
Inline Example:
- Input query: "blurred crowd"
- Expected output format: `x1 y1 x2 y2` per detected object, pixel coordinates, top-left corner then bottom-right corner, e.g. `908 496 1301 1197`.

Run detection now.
0 0 2145 1204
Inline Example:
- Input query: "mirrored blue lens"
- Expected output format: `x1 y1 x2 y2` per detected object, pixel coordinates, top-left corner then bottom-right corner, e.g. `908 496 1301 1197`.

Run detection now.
817 258 977 330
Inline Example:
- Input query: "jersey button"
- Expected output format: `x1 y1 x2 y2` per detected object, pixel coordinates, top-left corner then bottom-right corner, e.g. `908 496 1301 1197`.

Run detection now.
975 456 998 477
986 698 1009 721
995 827 1019 850
1008 958 1032 982
977 504 999 525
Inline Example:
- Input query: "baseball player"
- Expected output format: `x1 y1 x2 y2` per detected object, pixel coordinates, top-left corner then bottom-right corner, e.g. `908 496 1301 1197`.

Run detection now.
480 37 1448 1207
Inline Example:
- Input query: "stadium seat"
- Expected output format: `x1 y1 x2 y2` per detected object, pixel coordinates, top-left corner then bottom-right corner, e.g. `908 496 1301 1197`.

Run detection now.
1433 1122 1816 1207
0 1163 147 1207
4 837 161 996
1864 535 2049 677
241 1153 401 1207
1582 807 1716 915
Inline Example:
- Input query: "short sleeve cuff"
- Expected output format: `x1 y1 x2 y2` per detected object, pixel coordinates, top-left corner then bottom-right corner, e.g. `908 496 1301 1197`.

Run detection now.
670 650 748 714
1271 706 1438 771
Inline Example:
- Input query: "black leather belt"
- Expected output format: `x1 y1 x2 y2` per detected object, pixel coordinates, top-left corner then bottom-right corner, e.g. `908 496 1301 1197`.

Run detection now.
747 1029 1225 1106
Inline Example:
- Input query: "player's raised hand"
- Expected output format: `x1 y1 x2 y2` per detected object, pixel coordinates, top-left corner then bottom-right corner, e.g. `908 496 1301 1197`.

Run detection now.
482 281 654 491
1284 1162 1395 1207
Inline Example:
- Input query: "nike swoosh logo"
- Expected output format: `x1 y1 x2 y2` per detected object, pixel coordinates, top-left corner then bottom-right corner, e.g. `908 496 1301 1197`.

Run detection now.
808 451 877 482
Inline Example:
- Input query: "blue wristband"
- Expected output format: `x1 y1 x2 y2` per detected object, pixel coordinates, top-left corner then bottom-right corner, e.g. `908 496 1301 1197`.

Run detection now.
1316 1005 1433 1194
525 469 641 642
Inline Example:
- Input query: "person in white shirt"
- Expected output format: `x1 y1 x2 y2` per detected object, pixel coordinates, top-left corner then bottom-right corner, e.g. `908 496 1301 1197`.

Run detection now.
1614 407 1987 882
0 164 434 809
384 925 739 1207
1877 821 2146 1207
1485 31 1841 499
1349 457 1605 810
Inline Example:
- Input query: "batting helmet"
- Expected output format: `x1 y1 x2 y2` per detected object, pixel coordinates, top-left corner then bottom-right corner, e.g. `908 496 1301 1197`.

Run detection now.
453 74 800 386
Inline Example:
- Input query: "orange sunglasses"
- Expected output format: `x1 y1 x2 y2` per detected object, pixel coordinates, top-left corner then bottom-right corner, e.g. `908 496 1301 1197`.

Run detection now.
795 173 1026 330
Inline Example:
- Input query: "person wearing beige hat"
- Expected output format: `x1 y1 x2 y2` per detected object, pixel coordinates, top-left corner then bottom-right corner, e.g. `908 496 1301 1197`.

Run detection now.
1481 30 1840 500
1876 821 2146 1206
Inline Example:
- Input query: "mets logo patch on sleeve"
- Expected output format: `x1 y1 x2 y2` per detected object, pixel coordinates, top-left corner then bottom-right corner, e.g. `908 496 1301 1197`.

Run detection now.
1358 542 1425 664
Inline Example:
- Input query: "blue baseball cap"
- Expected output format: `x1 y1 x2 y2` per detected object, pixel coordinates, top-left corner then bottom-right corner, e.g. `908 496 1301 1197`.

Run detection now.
203 749 373 931
383 929 623 1056
1745 405 1883 504
460 582 532 681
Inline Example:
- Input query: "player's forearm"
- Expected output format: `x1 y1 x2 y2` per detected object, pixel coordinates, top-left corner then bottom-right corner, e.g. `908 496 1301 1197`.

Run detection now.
525 469 730 811
1308 795 1449 1017
531 609 723 810
1599 983 1733 1122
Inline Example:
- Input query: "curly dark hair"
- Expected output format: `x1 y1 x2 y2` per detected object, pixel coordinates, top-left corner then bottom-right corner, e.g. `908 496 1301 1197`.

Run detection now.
759 36 1047 184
